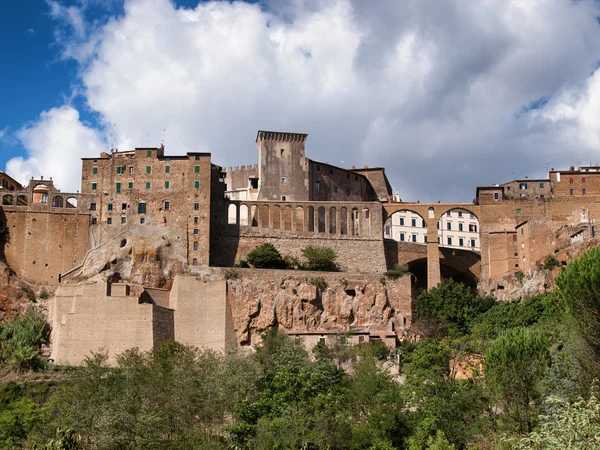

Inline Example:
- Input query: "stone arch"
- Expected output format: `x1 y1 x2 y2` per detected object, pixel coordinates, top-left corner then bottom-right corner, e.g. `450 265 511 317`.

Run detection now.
52 196 64 208
307 206 315 232
261 205 270 228
329 207 337 234
384 209 427 244
250 205 258 227
351 208 360 236
317 207 326 233
16 195 28 206
2 194 14 206
284 206 292 230
428 207 435 219
361 208 371 236
228 203 237 225
437 208 480 251
273 205 281 229
340 207 348 235
296 206 304 231
240 204 249 226
65 197 78 208
32 184 49 204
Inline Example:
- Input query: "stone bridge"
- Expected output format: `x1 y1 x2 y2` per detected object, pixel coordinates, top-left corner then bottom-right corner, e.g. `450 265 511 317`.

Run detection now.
382 202 481 289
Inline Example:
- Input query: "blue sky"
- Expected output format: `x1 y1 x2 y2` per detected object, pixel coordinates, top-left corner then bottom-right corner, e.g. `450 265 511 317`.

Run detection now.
2 0 600 201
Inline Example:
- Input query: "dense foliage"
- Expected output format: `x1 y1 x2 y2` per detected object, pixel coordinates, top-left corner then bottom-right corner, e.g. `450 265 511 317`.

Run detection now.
0 309 50 373
4 248 600 448
245 243 287 269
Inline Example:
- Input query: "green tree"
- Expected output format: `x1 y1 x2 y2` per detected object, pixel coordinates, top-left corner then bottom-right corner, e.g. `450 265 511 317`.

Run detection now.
301 246 338 271
246 243 286 269
0 309 51 372
413 279 495 337
485 328 550 434
556 247 600 381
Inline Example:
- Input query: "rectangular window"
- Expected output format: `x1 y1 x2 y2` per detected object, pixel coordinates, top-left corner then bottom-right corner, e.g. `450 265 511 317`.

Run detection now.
400 218 404 226
129 166 134 175
194 180 200 189
147 150 152 157
280 149 284 155
539 182 544 188
569 177 574 184
116 166 124 175
458 211 463 217
316 181 321 190
582 188 587 195
447 222 452 230
195 165 200 174
458 223 463 231
146 182 151 190
411 218 416 227
92 166 98 175
138 202 146 214
107 218 112 225
194 216 199 224
281 196 286 201
469 224 477 232
108 203 113 211
447 237 452 245
116 182 121 194
140 217 145 224
193 242 199 251
165 165 170 174
471 239 476 247
91 217 97 225
193 203 199 211
281 177 286 184
164 201 170 211
459 238 464 246
494 192 499 200
146 166 151 174
192 258 198 266
517 208 522 215
164 181 170 189
122 203 127 210
121 216 126 224
128 182 133 190
90 203 97 211
195 155 200 161
519 183 527 190
400 233 405 242
411 234 417 243
424 236 428 243
91 182 97 191
446 211 451 217
570 188 574 196
194 228 198 235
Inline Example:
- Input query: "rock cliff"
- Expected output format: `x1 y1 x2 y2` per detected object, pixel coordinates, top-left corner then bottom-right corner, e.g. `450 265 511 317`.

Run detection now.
225 270 412 346
0 261 40 321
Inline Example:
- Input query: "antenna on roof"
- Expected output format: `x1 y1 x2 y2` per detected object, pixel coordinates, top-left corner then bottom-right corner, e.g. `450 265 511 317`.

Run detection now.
162 128 166 147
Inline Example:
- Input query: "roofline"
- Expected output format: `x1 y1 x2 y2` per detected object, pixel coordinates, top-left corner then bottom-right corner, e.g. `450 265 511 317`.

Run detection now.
256 130 308 143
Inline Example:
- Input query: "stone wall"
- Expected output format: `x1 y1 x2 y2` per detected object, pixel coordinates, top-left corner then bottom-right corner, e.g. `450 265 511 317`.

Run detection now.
49 281 174 365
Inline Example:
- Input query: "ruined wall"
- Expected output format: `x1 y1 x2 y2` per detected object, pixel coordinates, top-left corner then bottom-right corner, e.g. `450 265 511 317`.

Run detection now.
224 164 259 200
225 269 412 347
49 281 174 365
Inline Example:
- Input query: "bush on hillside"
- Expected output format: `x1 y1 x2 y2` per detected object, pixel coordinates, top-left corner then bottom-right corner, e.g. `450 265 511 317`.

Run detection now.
246 243 286 269
301 246 338 272
0 309 51 373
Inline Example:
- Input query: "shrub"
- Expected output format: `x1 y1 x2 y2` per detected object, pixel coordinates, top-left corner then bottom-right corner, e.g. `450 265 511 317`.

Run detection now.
224 269 241 280
301 246 338 271
283 255 302 270
246 243 286 269
0 226 8 243
384 264 410 280
543 255 560 270
0 309 51 373
515 269 525 283
309 277 327 290
39 290 49 300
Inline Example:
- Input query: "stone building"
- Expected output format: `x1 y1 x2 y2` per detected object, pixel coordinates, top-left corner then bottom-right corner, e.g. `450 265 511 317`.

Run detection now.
80 146 214 267
0 171 22 193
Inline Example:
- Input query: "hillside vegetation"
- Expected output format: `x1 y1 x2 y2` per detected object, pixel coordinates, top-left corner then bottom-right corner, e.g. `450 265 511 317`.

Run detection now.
3 248 600 448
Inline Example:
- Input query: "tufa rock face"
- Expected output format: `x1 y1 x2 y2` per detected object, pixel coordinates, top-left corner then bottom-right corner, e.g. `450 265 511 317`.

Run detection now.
0 261 37 321
70 226 188 289
225 271 412 346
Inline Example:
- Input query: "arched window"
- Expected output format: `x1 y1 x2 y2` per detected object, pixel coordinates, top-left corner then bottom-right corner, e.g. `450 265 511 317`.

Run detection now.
296 206 304 231
340 207 348 235
261 205 270 228
329 207 337 234
318 207 326 233
228 204 237 225
66 197 78 208
307 206 315 232
2 194 14 206
273 205 281 229
284 206 293 230
52 196 64 208
240 204 249 226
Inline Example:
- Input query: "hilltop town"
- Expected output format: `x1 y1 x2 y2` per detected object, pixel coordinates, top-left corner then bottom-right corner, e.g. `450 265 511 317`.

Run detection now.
0 130 598 364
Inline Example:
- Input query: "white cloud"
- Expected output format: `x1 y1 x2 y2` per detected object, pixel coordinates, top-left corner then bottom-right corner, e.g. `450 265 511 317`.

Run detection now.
8 0 600 201
7 106 105 192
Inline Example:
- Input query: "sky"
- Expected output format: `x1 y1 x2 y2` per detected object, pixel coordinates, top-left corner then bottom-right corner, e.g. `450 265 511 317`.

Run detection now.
1 0 600 202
